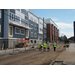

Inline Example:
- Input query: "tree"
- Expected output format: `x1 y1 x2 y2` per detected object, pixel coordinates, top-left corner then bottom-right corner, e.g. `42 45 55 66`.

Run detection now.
44 38 50 43
58 37 63 41
63 36 67 41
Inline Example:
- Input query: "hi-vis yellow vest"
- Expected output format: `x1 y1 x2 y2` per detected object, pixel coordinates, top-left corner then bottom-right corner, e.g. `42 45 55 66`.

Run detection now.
43 43 46 48
47 44 49 48
53 43 56 47
39 43 41 48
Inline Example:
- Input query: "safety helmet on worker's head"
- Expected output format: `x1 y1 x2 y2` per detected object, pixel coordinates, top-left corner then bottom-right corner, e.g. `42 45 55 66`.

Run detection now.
54 41 56 43
47 42 49 44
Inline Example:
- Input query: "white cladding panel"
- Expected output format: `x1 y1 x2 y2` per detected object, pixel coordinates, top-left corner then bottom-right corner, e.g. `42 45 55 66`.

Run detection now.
45 19 50 23
15 10 25 19
25 9 28 11
38 18 43 34
28 12 38 24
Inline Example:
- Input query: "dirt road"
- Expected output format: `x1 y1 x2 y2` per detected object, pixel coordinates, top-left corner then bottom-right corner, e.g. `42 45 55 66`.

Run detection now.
0 43 64 65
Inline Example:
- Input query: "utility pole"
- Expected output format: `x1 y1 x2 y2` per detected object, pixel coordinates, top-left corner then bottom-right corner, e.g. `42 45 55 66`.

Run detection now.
74 21 75 43
42 18 44 45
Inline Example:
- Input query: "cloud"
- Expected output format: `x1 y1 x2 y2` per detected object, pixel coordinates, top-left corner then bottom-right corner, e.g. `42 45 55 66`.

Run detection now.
60 31 73 38
56 22 73 38
56 22 73 29
68 9 75 13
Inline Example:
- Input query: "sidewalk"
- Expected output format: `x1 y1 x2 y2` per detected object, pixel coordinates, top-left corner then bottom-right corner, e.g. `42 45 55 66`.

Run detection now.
55 43 75 65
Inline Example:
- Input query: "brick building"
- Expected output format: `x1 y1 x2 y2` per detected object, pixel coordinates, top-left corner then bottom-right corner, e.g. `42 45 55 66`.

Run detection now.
45 18 59 42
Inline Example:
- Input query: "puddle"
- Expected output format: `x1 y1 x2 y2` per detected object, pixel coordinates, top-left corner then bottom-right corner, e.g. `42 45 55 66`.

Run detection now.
52 61 66 65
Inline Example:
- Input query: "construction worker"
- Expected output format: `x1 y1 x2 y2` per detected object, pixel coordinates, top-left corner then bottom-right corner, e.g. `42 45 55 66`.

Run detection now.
53 42 57 51
43 43 46 51
47 43 50 51
39 43 41 51
63 44 66 50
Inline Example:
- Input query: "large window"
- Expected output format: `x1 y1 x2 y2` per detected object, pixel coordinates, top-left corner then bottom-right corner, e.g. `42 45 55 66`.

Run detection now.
0 25 1 32
15 16 20 23
34 33 37 37
10 12 14 20
0 10 1 18
21 9 26 14
15 27 20 34
15 27 25 35
16 9 20 11
21 29 25 35
35 26 37 30
31 32 33 37
11 13 14 20
31 24 33 28
21 18 25 25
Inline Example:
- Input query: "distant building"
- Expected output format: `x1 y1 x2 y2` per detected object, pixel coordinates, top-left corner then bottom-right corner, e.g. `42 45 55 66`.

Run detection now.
74 21 75 43
45 18 59 42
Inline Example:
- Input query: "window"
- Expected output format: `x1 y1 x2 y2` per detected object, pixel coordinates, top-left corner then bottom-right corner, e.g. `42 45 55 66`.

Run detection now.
15 16 20 23
15 27 20 34
21 18 25 25
31 40 33 43
31 24 33 28
34 40 36 43
34 33 37 37
21 29 25 35
25 20 28 24
16 9 20 11
0 25 1 32
40 28 43 32
31 32 33 37
35 26 37 30
11 13 14 20
21 9 26 14
0 10 1 18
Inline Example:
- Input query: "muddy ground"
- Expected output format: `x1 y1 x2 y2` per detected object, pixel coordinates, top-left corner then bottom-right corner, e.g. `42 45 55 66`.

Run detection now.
0 43 64 65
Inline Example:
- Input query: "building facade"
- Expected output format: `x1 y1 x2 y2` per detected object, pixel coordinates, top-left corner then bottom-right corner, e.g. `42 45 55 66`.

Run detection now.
38 17 43 42
28 11 38 43
0 9 58 49
0 9 47 48
44 22 47 42
45 18 59 42
0 9 43 48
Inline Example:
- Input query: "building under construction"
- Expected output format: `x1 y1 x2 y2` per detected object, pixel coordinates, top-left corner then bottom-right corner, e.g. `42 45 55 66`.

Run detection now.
45 18 59 42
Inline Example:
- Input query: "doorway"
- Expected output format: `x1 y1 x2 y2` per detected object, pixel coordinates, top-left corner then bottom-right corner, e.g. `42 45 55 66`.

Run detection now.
9 26 13 37
26 30 28 38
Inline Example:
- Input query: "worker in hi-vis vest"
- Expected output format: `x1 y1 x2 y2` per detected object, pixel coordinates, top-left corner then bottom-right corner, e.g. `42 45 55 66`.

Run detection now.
53 42 57 51
47 43 50 51
63 44 66 50
39 43 41 51
43 43 46 51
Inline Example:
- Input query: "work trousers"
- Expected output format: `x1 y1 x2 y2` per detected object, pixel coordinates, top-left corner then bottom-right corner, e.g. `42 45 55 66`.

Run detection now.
54 47 56 51
43 47 46 51
39 47 42 51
